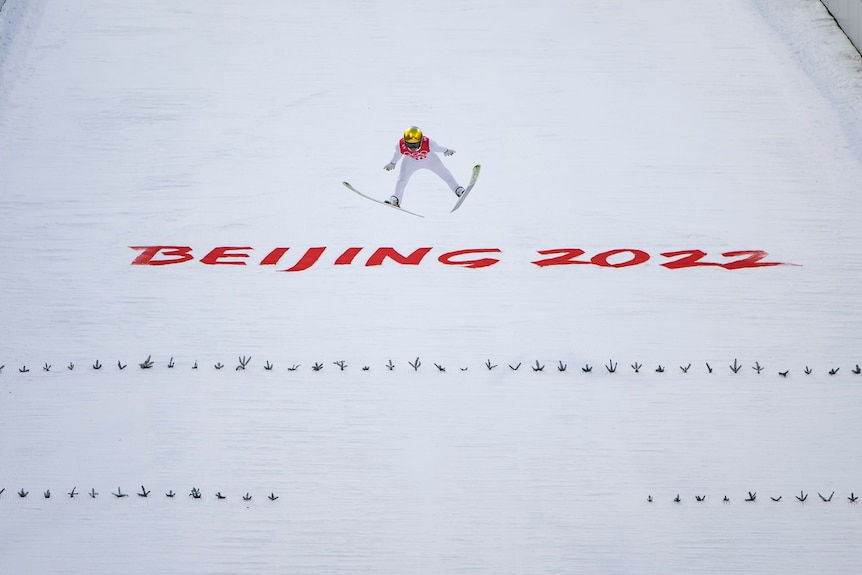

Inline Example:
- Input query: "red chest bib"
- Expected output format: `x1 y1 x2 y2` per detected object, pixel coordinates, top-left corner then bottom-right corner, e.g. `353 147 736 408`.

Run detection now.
399 136 431 160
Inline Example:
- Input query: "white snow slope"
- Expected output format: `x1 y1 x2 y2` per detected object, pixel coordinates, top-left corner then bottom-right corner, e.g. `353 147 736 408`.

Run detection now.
2 0 862 573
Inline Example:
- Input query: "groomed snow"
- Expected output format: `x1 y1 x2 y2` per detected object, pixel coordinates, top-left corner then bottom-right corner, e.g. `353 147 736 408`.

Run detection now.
1 0 862 573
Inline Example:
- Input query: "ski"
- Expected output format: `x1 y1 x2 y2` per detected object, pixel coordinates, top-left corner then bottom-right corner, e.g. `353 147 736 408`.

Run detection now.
451 164 481 212
342 182 424 218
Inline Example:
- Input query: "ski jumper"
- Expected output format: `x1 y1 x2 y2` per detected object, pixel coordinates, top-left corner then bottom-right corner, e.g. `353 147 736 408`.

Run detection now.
389 137 462 203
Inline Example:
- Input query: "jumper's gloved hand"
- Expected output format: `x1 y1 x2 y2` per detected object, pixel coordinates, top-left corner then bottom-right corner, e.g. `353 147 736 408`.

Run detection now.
384 162 396 171
444 149 456 156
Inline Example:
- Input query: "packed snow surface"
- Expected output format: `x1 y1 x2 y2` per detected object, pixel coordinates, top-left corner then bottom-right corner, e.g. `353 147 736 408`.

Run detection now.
1 0 862 573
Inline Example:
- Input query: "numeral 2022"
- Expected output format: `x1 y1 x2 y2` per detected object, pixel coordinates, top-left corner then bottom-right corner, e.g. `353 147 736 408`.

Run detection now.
532 249 788 269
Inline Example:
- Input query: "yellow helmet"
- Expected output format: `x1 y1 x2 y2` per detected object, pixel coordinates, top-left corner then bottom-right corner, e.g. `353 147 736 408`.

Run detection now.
403 126 423 144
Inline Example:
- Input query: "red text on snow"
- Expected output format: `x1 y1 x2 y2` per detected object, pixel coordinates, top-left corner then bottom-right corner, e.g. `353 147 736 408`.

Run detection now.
130 246 792 271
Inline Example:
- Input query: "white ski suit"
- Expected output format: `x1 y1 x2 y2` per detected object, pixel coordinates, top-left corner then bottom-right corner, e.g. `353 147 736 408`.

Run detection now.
385 137 462 203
